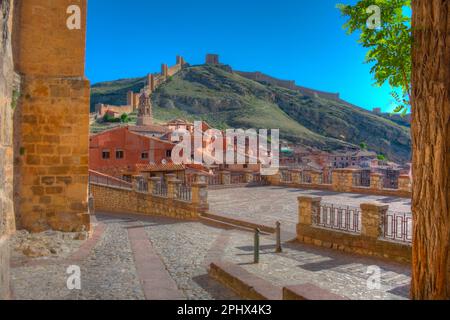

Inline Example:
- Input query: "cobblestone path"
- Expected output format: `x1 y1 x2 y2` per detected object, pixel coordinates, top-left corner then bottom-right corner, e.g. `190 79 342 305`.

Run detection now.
10 213 411 300
209 186 412 234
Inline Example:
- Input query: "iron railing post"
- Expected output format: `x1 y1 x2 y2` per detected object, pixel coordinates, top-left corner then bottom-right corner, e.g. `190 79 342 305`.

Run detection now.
275 221 282 253
254 228 260 264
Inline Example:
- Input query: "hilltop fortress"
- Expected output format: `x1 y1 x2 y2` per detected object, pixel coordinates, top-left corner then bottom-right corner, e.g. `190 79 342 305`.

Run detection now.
95 55 188 117
94 53 345 119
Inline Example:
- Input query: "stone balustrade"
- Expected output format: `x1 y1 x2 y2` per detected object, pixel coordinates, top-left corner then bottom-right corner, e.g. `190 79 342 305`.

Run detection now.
296 196 411 263
273 168 412 198
188 167 411 199
90 173 208 220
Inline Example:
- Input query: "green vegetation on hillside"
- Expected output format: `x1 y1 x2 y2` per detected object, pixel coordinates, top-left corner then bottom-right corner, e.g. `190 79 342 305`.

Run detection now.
90 65 411 162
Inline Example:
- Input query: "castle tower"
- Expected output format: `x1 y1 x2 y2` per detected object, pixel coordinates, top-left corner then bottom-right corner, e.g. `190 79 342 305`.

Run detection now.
136 92 153 126
161 63 169 78
127 90 134 106
206 54 219 65
176 55 186 66
149 74 156 92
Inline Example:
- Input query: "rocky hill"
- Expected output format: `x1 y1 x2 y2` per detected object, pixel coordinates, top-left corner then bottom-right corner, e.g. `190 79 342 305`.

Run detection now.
90 65 411 162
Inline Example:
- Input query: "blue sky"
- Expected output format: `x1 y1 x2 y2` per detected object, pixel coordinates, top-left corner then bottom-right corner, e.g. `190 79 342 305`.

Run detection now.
86 0 397 112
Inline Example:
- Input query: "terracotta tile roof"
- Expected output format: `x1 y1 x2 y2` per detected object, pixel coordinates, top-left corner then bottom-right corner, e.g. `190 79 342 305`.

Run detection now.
134 163 185 172
129 125 170 134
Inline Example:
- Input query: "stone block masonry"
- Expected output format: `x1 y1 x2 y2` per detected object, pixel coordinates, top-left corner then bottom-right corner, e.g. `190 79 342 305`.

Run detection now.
16 77 90 232
14 0 91 233
91 183 208 220
296 196 411 264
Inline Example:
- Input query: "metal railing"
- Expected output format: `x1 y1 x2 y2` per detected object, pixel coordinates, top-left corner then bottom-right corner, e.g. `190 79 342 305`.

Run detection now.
136 178 148 193
177 184 192 202
89 170 132 190
323 172 333 185
353 170 371 187
301 172 312 184
231 173 245 184
184 175 195 187
382 211 412 244
153 182 168 197
312 203 361 234
383 175 399 190
281 171 292 183
208 174 221 185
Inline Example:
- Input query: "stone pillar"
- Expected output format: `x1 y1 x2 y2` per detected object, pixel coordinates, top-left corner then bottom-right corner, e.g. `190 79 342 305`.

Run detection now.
15 0 90 233
370 173 383 191
220 171 231 185
195 173 208 184
192 182 209 210
360 203 388 239
148 177 161 194
267 171 281 186
298 196 322 226
167 176 181 199
291 170 301 184
245 170 254 184
398 174 412 193
311 171 322 185
332 169 354 192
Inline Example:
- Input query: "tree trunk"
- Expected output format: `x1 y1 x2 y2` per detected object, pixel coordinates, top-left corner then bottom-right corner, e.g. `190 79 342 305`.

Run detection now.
411 0 450 299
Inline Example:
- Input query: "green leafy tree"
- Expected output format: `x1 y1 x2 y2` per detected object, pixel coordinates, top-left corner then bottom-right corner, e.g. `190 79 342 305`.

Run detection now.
359 142 368 150
377 154 386 161
337 0 411 115
120 113 130 123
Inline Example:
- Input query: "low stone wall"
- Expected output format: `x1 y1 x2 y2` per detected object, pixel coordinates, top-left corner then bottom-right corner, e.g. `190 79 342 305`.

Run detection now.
209 261 347 300
271 169 411 199
296 196 411 264
0 236 10 299
283 284 348 300
91 183 208 220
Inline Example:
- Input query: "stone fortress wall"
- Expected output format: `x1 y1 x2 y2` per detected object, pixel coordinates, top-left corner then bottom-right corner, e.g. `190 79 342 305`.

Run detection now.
235 70 341 101
117 55 188 115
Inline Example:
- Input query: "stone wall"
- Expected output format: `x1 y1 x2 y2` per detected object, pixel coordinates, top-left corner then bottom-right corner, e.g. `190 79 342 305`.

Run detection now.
235 71 340 100
14 0 90 233
274 168 412 199
0 0 16 299
95 103 134 117
91 183 208 220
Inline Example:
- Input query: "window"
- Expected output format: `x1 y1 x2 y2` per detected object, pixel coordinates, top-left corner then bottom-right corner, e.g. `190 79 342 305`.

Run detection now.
102 150 110 159
116 150 124 159
166 150 172 158
243 164 249 169
141 152 149 160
